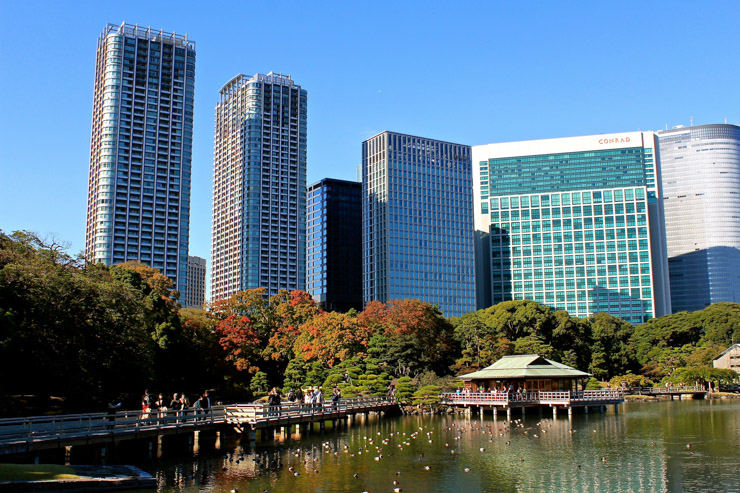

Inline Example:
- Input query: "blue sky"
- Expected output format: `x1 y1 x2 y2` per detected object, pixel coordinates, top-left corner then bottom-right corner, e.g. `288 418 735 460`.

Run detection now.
1 1 739 269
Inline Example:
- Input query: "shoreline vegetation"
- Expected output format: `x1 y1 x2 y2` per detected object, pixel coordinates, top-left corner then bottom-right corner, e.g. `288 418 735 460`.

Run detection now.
1 230 739 418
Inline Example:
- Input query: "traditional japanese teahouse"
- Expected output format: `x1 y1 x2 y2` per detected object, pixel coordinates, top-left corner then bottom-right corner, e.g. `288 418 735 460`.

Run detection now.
443 354 623 418
459 354 591 392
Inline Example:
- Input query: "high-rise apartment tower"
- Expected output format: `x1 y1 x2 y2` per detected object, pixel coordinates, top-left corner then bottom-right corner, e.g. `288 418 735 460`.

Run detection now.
85 23 195 297
362 132 476 318
657 124 740 311
473 131 671 324
211 73 307 301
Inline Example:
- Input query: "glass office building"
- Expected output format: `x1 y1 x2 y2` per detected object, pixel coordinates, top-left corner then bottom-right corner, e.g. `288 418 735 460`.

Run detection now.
212 73 307 301
306 178 363 312
657 124 740 312
362 132 475 318
473 132 671 324
85 23 196 297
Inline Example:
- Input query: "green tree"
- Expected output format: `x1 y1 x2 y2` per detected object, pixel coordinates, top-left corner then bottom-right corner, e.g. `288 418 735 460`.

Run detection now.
588 313 637 380
250 371 269 398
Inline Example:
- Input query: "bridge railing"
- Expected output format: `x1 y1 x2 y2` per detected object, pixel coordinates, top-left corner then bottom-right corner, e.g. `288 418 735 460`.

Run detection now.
0 397 391 448
630 386 706 394
223 396 388 425
440 390 624 406
0 407 225 446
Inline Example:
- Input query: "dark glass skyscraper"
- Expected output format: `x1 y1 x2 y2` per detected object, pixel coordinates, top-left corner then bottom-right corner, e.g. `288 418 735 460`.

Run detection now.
306 178 362 312
212 73 307 301
362 132 476 318
85 23 196 297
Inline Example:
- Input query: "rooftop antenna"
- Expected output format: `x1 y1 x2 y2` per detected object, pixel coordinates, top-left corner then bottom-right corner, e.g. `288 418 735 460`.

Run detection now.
690 116 693 126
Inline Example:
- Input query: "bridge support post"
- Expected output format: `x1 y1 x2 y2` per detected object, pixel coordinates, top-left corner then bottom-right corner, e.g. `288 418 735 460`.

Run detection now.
492 407 497 418
506 407 512 420
670 394 674 401
613 404 619 415
600 405 605 413
678 394 682 401
249 429 257 445
192 431 199 455
584 406 588 414
567 407 573 417
215 431 221 450
100 446 106 465
552 406 557 419
320 421 326 432
521 407 525 416
157 435 163 458
64 445 72 466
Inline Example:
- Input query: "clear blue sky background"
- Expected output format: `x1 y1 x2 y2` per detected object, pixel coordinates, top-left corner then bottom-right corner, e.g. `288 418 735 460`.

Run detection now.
2 1 739 274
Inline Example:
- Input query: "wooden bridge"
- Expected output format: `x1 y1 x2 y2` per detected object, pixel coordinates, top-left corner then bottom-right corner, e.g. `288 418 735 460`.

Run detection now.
628 385 708 400
0 397 396 456
440 390 625 418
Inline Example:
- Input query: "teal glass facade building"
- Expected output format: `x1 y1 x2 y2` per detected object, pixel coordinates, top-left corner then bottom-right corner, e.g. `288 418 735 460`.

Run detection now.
473 132 671 324
363 132 476 318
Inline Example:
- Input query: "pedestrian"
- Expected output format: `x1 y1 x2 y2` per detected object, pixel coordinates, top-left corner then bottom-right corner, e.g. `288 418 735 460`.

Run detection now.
331 387 341 410
193 394 203 421
107 397 121 430
141 389 151 420
170 393 182 423
295 387 304 403
180 393 190 419
304 387 313 410
267 388 282 416
155 393 167 419
287 388 296 402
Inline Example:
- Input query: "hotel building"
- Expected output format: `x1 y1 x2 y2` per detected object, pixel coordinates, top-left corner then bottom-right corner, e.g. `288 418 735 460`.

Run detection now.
85 23 195 297
362 132 476 318
473 131 671 324
211 73 307 301
306 178 363 312
657 124 740 311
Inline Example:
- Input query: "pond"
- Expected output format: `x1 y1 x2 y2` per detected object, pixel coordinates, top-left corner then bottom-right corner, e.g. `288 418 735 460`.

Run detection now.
128 398 740 492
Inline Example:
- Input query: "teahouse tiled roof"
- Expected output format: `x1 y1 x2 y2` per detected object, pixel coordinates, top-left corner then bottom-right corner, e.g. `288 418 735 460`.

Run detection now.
458 354 591 380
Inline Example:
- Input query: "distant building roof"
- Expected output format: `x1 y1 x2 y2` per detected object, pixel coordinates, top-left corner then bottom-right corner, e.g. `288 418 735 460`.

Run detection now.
713 343 740 361
458 354 591 380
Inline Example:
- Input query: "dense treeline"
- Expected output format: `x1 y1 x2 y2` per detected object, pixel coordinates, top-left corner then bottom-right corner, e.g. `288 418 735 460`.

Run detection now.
1 230 738 415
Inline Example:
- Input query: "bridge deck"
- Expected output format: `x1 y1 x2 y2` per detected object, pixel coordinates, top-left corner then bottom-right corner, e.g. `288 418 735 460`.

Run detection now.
0 397 394 455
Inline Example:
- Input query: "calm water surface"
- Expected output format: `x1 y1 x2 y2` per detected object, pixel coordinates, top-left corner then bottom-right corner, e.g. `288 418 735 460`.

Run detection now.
127 399 740 492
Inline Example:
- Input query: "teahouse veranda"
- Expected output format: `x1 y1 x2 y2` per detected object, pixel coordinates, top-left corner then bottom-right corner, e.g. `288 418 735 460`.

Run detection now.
441 355 624 417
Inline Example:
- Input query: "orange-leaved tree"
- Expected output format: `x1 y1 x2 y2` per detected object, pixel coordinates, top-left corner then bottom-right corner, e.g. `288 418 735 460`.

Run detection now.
293 311 372 367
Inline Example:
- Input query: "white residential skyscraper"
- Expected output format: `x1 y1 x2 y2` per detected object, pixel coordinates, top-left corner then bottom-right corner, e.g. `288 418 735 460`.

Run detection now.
85 23 195 297
211 73 307 301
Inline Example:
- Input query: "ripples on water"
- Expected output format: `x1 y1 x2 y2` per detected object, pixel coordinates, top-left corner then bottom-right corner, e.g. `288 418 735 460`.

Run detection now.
128 399 740 493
